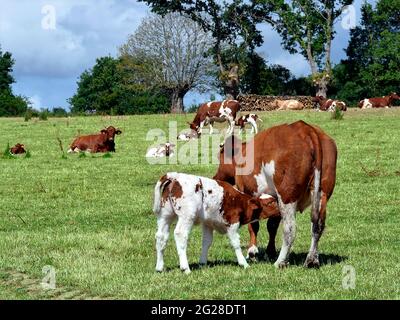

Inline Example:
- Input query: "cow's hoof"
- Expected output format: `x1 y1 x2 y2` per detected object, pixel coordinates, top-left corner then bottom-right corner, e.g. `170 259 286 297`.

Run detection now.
181 268 191 274
274 261 289 269
304 257 320 269
266 248 277 261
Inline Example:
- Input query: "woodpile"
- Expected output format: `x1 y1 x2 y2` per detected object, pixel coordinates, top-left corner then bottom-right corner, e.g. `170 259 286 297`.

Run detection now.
237 95 316 111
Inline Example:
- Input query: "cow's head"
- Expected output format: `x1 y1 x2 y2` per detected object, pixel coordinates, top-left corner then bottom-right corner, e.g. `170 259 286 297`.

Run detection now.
213 135 242 185
101 126 122 141
390 92 400 100
188 122 200 133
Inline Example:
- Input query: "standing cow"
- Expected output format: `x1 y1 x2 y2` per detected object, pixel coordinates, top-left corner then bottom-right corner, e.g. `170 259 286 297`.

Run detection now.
358 92 400 109
235 114 262 134
188 100 240 135
213 121 337 268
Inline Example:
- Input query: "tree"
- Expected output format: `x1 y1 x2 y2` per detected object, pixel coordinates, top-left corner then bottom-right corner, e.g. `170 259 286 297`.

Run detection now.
119 13 214 113
333 0 400 104
138 0 266 99
262 0 354 97
69 56 170 115
0 47 28 116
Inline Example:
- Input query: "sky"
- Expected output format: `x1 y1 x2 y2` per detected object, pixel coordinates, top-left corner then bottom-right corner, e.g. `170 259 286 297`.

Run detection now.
0 0 370 110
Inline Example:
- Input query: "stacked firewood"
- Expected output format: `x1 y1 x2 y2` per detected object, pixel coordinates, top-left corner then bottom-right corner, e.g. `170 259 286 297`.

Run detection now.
237 95 315 111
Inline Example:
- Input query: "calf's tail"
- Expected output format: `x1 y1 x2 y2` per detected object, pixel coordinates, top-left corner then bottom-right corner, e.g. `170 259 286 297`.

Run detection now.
153 175 172 214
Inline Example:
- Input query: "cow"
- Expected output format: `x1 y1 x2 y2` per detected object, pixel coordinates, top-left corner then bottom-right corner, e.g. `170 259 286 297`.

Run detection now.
153 172 280 274
358 92 400 109
177 130 199 141
235 114 262 134
213 121 337 268
312 96 347 112
146 142 175 158
68 126 122 153
10 143 26 155
273 99 304 111
188 100 240 136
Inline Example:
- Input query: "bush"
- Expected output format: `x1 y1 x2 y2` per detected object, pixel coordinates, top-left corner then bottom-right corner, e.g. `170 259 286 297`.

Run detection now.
39 109 49 121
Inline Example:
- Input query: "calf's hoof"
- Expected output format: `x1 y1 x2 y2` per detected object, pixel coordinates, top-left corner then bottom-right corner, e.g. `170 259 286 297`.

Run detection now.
246 245 259 262
304 256 320 269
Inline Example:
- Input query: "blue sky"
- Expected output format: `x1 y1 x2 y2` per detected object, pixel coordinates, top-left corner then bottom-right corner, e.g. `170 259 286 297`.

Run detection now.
0 0 369 110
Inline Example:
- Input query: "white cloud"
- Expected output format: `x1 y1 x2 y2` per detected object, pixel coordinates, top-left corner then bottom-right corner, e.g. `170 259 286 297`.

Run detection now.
29 94 42 109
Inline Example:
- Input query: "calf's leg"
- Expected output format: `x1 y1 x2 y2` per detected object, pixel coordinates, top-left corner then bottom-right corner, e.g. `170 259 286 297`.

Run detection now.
174 217 194 274
155 215 173 272
227 223 249 268
200 224 213 265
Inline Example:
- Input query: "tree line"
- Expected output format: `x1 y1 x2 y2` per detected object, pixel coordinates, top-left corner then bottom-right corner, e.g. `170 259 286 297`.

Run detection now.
0 0 398 116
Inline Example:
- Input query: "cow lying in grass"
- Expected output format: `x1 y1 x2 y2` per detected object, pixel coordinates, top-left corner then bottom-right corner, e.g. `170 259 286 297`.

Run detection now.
153 172 279 274
68 126 122 153
235 114 262 134
312 96 347 112
146 143 175 158
273 99 304 110
358 92 400 109
10 143 26 155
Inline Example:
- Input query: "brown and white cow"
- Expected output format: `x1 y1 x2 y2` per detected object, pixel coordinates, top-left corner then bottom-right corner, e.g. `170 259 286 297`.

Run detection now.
213 121 337 268
68 126 122 153
273 99 304 111
312 96 347 112
188 100 240 135
153 172 279 273
10 143 26 155
146 142 175 158
358 92 400 109
235 114 262 134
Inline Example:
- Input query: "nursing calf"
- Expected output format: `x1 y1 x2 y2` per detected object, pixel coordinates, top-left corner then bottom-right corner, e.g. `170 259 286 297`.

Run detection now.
153 172 279 274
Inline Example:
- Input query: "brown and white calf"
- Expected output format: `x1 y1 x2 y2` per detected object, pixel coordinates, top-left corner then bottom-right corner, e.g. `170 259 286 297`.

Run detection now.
358 92 400 109
146 142 175 158
188 100 240 135
10 143 26 155
153 172 279 274
213 121 337 268
235 114 262 134
312 96 347 112
273 99 304 111
68 126 122 153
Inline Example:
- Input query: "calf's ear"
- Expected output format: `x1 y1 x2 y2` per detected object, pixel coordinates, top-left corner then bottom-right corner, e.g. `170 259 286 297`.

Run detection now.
116 129 122 135
246 198 262 219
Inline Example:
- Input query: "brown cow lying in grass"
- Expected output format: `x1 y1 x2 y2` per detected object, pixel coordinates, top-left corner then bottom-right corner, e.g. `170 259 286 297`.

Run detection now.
68 126 122 153
10 143 26 155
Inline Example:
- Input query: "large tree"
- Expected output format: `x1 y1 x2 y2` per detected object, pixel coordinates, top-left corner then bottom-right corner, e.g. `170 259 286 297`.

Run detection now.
333 0 400 104
119 12 214 113
261 0 353 97
0 46 28 116
69 56 170 115
139 0 265 100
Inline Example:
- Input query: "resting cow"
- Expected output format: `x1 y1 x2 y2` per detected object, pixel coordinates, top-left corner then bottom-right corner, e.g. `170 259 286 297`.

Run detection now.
146 143 175 158
10 143 26 155
213 121 337 268
358 92 400 109
68 126 122 153
153 172 279 273
273 99 304 111
312 96 347 112
188 100 240 136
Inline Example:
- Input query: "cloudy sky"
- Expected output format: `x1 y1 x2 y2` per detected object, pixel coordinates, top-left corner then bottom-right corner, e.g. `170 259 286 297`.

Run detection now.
0 0 369 110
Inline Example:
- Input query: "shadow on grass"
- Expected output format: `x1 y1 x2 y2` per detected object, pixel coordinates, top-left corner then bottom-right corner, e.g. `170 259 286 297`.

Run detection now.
163 252 347 273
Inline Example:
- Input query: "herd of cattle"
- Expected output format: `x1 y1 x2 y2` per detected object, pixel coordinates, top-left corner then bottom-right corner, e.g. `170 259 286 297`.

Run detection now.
5 92 398 274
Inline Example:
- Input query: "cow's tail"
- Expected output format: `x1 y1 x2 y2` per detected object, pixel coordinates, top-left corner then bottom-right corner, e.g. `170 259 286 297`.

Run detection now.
309 128 323 225
153 175 172 215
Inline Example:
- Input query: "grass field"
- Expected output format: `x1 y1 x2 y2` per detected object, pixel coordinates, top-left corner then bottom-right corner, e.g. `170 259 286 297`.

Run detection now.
0 108 399 300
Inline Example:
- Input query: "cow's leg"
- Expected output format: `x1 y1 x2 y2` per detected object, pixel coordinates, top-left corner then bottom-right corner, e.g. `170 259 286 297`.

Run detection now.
266 216 281 259
155 214 173 272
227 223 249 268
174 216 194 274
209 121 214 135
246 222 259 261
200 224 213 265
274 201 297 268
226 117 234 135
304 193 327 268
199 120 206 134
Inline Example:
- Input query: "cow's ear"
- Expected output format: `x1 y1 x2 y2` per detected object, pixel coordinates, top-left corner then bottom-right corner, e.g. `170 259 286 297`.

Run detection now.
246 198 262 219
116 129 122 135
101 129 107 134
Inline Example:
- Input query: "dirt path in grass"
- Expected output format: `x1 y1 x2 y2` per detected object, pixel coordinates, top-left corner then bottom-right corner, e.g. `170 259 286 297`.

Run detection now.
0 269 113 300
